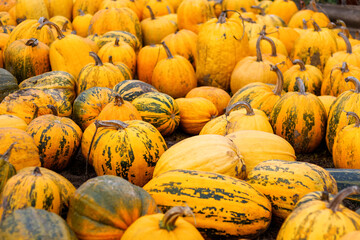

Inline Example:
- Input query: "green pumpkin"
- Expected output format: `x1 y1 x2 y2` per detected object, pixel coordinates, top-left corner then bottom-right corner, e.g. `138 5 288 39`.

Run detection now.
0 68 19 102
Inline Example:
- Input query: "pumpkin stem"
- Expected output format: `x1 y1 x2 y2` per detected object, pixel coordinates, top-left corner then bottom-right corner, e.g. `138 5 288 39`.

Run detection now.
340 62 349 73
147 5 156 20
113 94 125 106
321 191 330 202
38 17 48 25
109 56 114 64
62 21 69 32
166 5 172 14
336 19 346 27
302 19 308 29
159 206 195 231
47 105 58 116
37 21 65 40
25 38 39 47
345 111 360 128
240 7 247 12
256 34 264 62
33 167 42 176
327 22 337 29
293 59 306 71
270 64 285 96
250 5 265 16
338 32 352 54
115 37 120 47
311 20 321 32
261 35 277 57
345 76 360 93
161 41 173 59
0 142 16 161
78 9 85 16
295 77 306 95
328 186 360 212
89 52 103 66
226 101 255 116
217 11 227 24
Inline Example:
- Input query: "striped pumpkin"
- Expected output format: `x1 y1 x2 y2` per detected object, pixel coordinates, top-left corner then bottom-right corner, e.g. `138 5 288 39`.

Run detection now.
113 79 158 102
294 191 335 210
0 68 19 102
143 169 272 239
93 30 142 52
247 160 338 220
0 167 75 221
131 92 180 136
0 143 16 194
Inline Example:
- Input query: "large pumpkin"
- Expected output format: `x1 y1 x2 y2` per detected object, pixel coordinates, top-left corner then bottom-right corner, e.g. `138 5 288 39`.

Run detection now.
0 114 27 130
15 0 49 23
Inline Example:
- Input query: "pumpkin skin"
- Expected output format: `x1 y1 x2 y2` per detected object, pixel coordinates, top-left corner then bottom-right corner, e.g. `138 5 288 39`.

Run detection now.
175 97 218 135
267 26 300 55
153 134 246 179
0 143 16 194
144 169 272 239
4 38 50 83
341 231 360 240
72 10 92 37
196 12 249 91
72 87 114 131
72 0 102 18
288 8 330 29
247 159 338 220
266 0 298 24
0 166 75 221
83 120 167 187
45 0 73 20
132 92 180 136
0 114 27 130
92 30 142 53
269 77 327 153
0 68 19 101
0 0 15 12
26 114 82 171
113 79 158 102
222 0 257 15
66 175 160 240
277 186 360 240
142 0 174 19
15 0 49 23
318 95 336 118
0 11 16 26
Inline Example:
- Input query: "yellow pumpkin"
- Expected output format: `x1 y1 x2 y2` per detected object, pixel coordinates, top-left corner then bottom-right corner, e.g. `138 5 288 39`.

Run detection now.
72 10 92 37
44 0 73 20
0 114 27 130
142 0 174 19
266 0 298 24
15 0 49 23
318 95 336 118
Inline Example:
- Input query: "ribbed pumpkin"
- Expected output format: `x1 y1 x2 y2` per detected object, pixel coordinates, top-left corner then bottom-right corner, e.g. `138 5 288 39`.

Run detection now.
113 79 158 102
131 92 180 136
152 42 197 98
177 0 214 34
46 0 73 20
267 26 300 55
230 35 277 94
266 0 298 24
15 0 49 23
283 59 323 95
82 120 167 186
66 175 160 240
92 30 142 52
0 68 19 101
247 159 338 220
49 16 73 33
72 0 102 18
72 10 92 37
144 169 272 239
72 87 114 131
277 186 360 240
4 38 50 83
196 12 249 91
108 55 133 80
0 166 75 221
0 114 27 130
175 97 218 135
229 63 284 116
288 4 330 29
200 101 273 135
137 44 167 84
0 143 16 194
270 77 326 153
26 111 82 171
253 7 286 28
326 77 360 153
153 134 246 178
142 0 174 19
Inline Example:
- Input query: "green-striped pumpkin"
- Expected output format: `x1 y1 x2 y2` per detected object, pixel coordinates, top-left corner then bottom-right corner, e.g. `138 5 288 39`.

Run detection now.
0 207 78 240
113 79 158 102
294 191 336 210
131 92 180 136
246 160 338 220
0 68 18 102
72 87 114 131
0 143 16 194
143 169 272 239
93 30 142 52
19 71 76 117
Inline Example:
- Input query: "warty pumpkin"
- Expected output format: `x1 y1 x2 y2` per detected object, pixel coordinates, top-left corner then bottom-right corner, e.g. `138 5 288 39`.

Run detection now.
0 143 16 194
270 77 327 153
196 11 249 91
142 0 174 19
153 134 246 179
247 159 338 220
72 9 92 37
66 175 160 240
144 169 272 239
0 114 27 130
0 166 75 221
152 41 197 98
113 79 158 102
0 68 19 101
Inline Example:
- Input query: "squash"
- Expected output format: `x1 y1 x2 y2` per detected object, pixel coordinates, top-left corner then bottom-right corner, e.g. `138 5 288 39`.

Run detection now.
108 55 133 80
144 169 272 239
92 30 142 52
0 208 77 240
122 206 204 240
72 9 92 37
72 0 102 18
269 77 327 153
0 68 19 101
253 7 286 28
266 0 298 24
277 186 360 240
0 114 27 130
49 16 73 32
82 120 167 187
0 166 75 221
0 143 16 194
132 92 180 136
318 95 336 118
153 134 246 179
66 175 160 240
248 28 288 57
113 79 158 102
142 0 174 19
152 42 197 98
247 159 338 220
15 0 49 23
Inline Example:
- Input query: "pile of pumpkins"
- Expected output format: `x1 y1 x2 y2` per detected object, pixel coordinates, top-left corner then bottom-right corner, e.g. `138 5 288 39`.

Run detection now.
1 0 360 239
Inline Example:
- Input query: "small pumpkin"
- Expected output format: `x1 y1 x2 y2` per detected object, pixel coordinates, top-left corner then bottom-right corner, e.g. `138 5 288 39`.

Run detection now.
72 9 92 37
0 143 16 194
113 79 158 102
288 2 330 29
142 0 174 19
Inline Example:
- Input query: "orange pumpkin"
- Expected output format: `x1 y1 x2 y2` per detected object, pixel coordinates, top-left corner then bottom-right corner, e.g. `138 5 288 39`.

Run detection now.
142 0 174 19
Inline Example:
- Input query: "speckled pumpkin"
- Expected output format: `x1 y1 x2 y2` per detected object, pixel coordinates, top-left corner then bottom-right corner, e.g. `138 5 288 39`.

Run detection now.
113 79 158 102
0 143 16 194
92 30 142 53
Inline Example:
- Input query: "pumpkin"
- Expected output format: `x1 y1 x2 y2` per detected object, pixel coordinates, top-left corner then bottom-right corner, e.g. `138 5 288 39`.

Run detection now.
122 206 203 240
200 101 273 135
142 0 174 19
0 207 77 240
113 79 158 102
247 159 338 220
82 120 167 186
0 21 14 35
99 0 129 10
293 190 336 210
152 42 196 98
266 0 298 24
318 95 336 118
144 169 272 239
277 186 360 239
45 0 73 20
0 143 16 194
0 32 10 68
0 0 15 12
248 28 288 57
0 114 27 130
0 166 75 221
107 56 133 80
15 0 49 23
230 35 277 94
137 44 167 84
288 2 330 29
222 0 257 15
252 7 286 28
267 26 300 55
177 0 215 34
4 38 50 83
326 77 360 153
0 11 16 26
131 92 180 136
175 97 218 135
92 30 142 52
153 134 246 179
66 175 160 240
72 87 114 131
196 11 249 91
72 0 102 18
72 10 92 37
0 68 18 101
341 231 360 240
49 16 73 31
